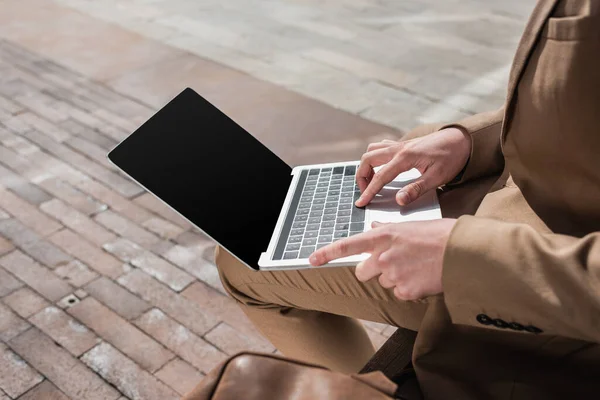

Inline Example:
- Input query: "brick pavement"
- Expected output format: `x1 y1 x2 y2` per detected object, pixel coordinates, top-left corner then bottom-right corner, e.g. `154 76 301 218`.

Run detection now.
54 0 534 131
0 39 393 399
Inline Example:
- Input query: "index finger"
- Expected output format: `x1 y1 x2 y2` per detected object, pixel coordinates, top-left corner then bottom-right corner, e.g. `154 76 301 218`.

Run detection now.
309 231 377 266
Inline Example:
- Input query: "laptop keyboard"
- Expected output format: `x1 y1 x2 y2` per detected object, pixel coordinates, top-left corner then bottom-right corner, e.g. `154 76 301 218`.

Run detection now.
275 165 365 260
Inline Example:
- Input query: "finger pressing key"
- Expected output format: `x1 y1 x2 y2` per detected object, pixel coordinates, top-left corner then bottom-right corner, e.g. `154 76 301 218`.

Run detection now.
309 231 375 266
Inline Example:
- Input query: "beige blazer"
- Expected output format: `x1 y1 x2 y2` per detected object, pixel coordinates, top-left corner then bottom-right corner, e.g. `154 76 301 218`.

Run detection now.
406 0 600 398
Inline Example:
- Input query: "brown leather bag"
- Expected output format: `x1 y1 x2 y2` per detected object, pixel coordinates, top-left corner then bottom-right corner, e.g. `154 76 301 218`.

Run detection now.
182 352 405 400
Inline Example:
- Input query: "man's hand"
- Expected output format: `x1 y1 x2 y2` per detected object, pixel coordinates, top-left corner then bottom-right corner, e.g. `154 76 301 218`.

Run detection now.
355 127 471 207
309 219 457 300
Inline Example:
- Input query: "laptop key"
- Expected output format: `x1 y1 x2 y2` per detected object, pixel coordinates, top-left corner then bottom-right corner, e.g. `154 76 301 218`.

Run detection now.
284 251 299 260
286 243 301 251
329 190 340 196
349 231 362 236
306 223 320 231
309 213 322 220
321 221 335 228
325 202 337 209
341 192 353 198
350 222 364 232
316 187 328 193
335 223 350 231
303 238 317 246
337 216 350 224
318 235 333 243
298 202 311 209
308 217 321 224
297 209 310 216
351 206 365 222
300 246 316 258
311 205 324 212
334 231 348 239
316 243 329 250
313 198 326 205
339 203 352 210
295 215 308 222
341 186 353 192
324 208 337 215
292 221 306 229
317 182 328 188
305 231 318 238
320 228 334 235
323 215 336 221
340 197 352 204
291 229 304 236
337 210 351 217
330 185 341 191
305 185 316 191
344 165 356 175
289 236 302 243
314 192 327 198
309 169 320 176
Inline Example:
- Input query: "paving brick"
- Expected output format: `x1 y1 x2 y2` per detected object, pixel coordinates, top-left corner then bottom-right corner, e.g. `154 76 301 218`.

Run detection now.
118 269 218 336
74 179 153 224
182 281 265 340
0 130 39 156
0 209 8 219
141 217 184 240
0 219 73 268
135 308 226 373
16 112 70 141
58 119 118 150
2 288 49 318
0 236 15 257
22 130 143 198
54 259 99 287
8 328 121 400
0 303 30 341
29 306 99 357
133 193 191 229
38 177 107 216
0 163 52 206
0 267 23 297
205 322 274 355
0 95 23 114
94 210 160 248
0 187 61 236
155 358 204 396
84 277 150 320
82 342 179 400
163 245 223 292
74 289 88 299
56 293 80 310
40 199 117 246
0 389 7 400
0 250 72 302
17 380 70 400
104 238 194 291
66 136 115 169
0 342 43 398
92 108 140 133
173 230 213 248
68 297 173 372
49 229 125 278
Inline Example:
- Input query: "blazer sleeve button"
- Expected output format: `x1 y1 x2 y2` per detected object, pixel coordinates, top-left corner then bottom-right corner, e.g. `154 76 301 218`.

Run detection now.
476 314 493 325
493 319 509 329
508 322 525 331
524 325 543 334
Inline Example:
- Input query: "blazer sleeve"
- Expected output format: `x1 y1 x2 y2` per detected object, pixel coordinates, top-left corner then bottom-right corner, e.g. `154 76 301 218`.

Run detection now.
443 215 600 343
441 108 505 186
402 108 505 185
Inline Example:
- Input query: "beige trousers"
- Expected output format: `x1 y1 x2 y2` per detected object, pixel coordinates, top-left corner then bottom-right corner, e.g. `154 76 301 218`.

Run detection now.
216 246 428 374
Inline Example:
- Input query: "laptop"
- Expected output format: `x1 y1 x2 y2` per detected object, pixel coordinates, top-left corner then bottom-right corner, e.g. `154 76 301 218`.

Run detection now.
108 88 441 271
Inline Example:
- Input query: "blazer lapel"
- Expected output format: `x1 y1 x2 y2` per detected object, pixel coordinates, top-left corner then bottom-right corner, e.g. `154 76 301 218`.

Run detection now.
502 0 559 139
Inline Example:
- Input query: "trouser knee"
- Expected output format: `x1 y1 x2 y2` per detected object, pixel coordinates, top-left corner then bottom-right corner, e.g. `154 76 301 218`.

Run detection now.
214 246 262 306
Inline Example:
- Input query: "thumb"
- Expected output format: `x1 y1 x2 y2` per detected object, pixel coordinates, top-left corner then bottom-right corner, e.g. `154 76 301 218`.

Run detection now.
396 175 435 206
371 221 389 229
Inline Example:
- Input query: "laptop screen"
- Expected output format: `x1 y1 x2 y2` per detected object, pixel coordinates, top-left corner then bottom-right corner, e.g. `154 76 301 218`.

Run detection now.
108 88 292 270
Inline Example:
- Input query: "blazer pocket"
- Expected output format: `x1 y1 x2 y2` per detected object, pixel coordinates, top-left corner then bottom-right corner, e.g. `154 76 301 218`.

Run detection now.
543 15 600 40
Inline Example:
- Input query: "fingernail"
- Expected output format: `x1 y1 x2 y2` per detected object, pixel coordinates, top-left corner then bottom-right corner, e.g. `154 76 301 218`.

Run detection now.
355 196 364 206
397 191 409 205
309 255 318 265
